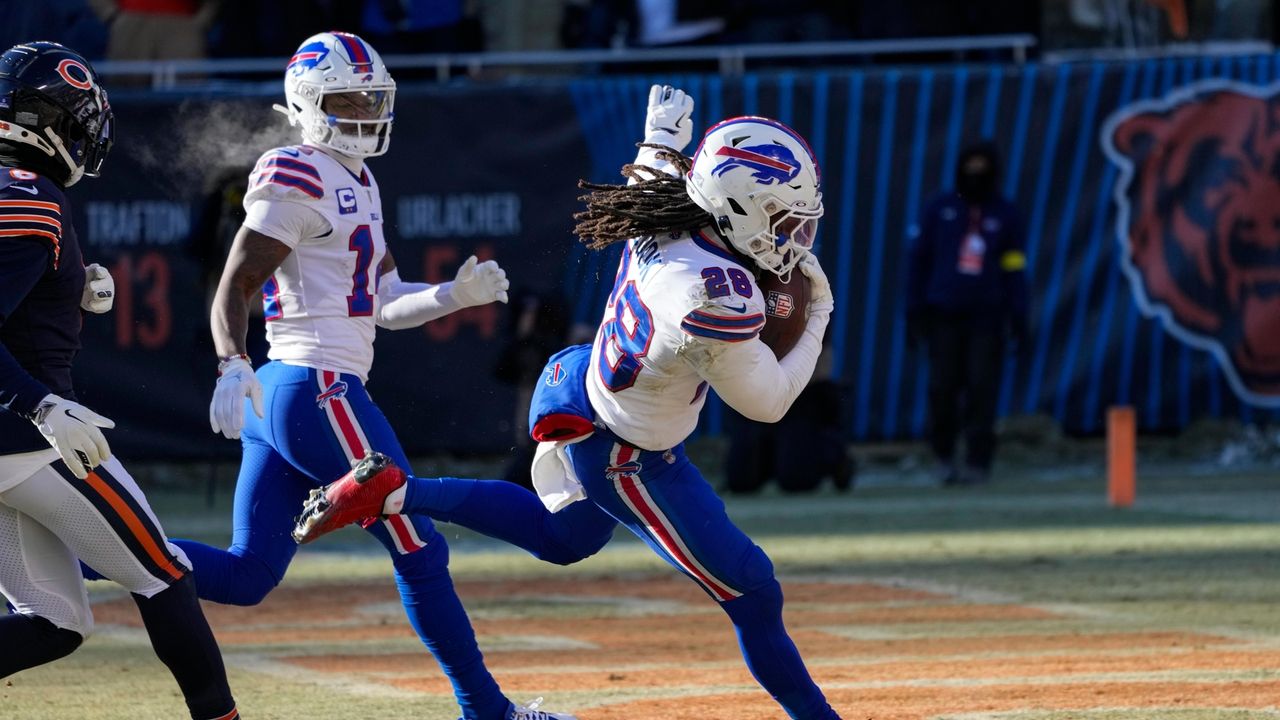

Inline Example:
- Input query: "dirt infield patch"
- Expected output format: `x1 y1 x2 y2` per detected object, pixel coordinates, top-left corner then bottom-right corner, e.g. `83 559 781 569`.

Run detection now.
91 575 1280 719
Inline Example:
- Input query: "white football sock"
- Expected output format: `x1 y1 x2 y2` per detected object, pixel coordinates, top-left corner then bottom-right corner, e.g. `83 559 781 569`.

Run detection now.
383 485 406 515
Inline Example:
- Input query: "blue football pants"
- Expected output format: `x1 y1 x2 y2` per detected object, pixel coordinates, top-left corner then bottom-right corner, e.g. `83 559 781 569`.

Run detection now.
173 361 510 720
402 428 840 720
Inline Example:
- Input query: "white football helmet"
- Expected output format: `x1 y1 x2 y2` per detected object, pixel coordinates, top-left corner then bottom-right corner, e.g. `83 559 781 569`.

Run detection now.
277 32 395 158
685 116 823 277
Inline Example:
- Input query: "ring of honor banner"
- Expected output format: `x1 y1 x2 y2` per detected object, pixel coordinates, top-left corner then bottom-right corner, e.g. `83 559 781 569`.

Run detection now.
66 56 1280 459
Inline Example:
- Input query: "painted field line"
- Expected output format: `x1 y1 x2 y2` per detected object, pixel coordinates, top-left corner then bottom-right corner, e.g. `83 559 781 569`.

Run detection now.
227 652 425 700
791 645 1278 669
936 709 1280 720
725 489 1279 520
786 574 1280 652
812 667 1280 690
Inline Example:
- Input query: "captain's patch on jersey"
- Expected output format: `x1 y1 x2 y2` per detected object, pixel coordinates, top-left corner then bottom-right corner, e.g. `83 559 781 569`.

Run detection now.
336 187 358 214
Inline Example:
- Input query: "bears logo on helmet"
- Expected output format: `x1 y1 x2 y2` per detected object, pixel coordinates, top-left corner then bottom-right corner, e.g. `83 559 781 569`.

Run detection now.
0 41 112 187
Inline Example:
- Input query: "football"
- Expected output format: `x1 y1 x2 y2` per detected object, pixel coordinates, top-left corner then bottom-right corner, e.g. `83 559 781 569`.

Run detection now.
756 269 810 358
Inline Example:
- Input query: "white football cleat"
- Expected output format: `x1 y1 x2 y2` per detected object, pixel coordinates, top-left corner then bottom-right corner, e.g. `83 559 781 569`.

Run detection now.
509 697 577 720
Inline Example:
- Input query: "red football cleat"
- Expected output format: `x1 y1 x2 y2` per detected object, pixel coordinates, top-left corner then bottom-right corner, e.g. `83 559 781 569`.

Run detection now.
292 451 406 544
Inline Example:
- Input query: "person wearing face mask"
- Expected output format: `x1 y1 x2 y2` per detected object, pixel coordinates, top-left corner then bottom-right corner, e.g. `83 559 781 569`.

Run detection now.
905 141 1029 487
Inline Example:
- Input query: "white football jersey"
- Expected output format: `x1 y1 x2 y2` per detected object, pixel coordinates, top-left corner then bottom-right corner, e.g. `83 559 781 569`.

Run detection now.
242 145 386 380
586 229 769 450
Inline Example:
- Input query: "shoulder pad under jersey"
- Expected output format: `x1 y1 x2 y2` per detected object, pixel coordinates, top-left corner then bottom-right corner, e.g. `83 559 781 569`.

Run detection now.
245 146 325 204
0 166 66 265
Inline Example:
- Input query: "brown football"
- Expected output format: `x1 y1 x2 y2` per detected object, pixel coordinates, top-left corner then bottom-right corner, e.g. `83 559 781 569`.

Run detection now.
756 270 810 359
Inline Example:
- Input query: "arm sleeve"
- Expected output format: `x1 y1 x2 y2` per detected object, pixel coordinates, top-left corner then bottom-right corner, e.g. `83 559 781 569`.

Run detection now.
630 144 681 183
679 309 831 423
243 199 331 249
0 239 55 416
374 268 465 330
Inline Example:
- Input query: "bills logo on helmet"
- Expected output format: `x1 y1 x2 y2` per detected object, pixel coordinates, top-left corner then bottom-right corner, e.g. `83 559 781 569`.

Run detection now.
287 42 329 75
712 144 801 185
1102 80 1280 406
315 380 349 407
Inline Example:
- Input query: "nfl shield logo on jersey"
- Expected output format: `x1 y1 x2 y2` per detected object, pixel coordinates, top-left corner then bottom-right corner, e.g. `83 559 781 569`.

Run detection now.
766 290 794 319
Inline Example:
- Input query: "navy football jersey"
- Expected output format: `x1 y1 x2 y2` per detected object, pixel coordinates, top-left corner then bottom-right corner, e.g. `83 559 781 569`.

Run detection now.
0 165 84 454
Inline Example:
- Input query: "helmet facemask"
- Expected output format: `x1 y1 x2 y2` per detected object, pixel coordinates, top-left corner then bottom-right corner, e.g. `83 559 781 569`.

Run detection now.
735 190 823 277
301 86 394 158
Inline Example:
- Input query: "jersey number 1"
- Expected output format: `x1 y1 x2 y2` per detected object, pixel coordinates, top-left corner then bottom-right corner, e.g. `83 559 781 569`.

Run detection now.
348 225 375 317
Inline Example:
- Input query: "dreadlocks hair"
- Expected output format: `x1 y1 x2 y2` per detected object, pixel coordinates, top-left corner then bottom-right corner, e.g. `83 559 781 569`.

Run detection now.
573 143 714 250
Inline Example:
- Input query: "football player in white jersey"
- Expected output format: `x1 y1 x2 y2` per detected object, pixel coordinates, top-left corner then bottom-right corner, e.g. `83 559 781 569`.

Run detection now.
295 85 843 719
171 31 573 720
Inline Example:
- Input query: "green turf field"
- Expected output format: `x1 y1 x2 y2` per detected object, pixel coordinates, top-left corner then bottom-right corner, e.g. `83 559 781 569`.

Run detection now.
3 456 1277 719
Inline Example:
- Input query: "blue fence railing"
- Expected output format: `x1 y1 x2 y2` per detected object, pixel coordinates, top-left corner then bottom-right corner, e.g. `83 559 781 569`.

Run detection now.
65 54 1280 458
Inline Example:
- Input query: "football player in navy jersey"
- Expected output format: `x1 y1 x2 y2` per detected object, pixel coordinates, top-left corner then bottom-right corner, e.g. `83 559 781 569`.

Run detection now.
0 42 241 720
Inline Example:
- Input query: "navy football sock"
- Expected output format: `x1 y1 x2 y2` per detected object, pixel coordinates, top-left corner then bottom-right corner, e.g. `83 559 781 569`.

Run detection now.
403 475 614 565
0 613 83 677
132 574 239 720
391 539 509 720
722 580 840 720
173 538 283 606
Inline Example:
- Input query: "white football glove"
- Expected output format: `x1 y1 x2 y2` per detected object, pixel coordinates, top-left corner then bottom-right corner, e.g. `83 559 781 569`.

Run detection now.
209 356 264 440
644 84 695 152
29 394 114 479
449 255 510 308
797 254 834 319
80 263 114 314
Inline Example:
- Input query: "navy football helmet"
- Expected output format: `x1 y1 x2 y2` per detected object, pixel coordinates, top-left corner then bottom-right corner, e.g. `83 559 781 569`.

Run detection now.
0 42 113 187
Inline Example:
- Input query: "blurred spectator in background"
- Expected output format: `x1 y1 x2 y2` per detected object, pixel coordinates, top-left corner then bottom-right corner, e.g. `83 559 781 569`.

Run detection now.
724 341 855 495
0 0 108 60
479 0 571 51
360 0 483 54
633 0 725 46
906 141 1029 487
856 0 1037 40
723 0 839 44
561 0 724 49
208 1 361 59
492 289 570 490
560 0 630 48
88 0 219 61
